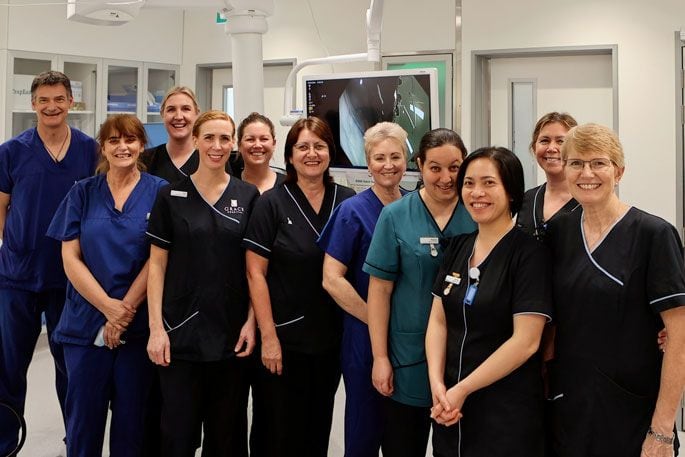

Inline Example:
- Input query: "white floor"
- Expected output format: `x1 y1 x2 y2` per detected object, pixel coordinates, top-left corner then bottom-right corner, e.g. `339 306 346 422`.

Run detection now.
19 334 683 457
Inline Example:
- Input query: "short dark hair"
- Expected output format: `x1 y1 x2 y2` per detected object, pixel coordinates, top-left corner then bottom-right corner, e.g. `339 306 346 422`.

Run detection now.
413 128 467 166
31 71 72 99
237 112 275 142
457 146 525 217
283 117 334 184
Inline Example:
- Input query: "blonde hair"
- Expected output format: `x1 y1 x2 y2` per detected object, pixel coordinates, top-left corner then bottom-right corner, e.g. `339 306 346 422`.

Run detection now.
363 122 409 163
529 112 577 152
160 86 200 114
192 110 235 138
561 123 624 168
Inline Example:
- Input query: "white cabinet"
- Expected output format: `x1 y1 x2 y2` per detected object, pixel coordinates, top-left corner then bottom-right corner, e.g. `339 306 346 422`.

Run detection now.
2 51 178 141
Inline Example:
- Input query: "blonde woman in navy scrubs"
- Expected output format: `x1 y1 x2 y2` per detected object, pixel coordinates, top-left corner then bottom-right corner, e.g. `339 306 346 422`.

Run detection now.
426 147 551 457
146 110 259 457
548 124 685 457
364 129 476 457
47 115 167 457
244 117 355 457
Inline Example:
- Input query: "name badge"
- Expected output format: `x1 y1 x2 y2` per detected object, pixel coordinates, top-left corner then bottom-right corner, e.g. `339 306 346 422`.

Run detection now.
443 273 461 296
170 190 188 198
419 237 439 245
464 283 478 306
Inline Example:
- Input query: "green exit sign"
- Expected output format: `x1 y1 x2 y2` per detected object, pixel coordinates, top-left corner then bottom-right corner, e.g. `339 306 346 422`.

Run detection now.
216 11 227 24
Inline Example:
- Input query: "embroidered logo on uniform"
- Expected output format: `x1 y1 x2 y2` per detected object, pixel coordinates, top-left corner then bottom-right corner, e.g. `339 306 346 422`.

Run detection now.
224 200 244 215
170 190 188 198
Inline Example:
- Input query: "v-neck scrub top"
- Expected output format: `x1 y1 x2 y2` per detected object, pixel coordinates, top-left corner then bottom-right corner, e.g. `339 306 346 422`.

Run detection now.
517 183 579 241
46 172 167 344
147 175 259 362
431 228 552 457
363 191 477 407
0 127 98 291
547 207 685 457
243 181 355 354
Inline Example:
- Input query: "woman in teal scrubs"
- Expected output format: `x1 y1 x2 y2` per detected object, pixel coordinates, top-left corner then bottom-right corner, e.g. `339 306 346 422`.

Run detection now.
364 128 476 457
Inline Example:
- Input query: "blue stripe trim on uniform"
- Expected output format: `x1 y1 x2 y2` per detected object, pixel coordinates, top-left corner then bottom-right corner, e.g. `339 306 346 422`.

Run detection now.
189 178 241 224
513 311 552 323
164 311 199 333
243 238 272 253
650 292 685 305
207 203 240 224
146 231 171 244
274 315 304 327
284 185 320 237
580 210 625 286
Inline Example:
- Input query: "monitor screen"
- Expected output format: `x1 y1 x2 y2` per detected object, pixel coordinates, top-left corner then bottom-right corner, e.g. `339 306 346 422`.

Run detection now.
305 69 439 170
143 123 168 148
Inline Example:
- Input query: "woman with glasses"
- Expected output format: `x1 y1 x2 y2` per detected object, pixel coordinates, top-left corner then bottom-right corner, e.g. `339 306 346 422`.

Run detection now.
548 124 685 457
243 117 355 456
517 112 579 241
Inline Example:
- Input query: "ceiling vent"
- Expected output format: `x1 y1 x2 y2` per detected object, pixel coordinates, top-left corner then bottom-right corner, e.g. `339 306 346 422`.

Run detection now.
67 0 146 26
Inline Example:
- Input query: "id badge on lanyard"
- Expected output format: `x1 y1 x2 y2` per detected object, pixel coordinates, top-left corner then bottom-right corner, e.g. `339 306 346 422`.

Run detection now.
464 267 480 306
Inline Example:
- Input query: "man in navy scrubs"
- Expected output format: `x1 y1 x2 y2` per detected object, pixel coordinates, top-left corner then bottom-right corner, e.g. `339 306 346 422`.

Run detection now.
0 71 98 455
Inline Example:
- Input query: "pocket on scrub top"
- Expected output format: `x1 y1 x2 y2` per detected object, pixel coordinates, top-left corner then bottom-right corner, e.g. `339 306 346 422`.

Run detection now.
589 368 653 456
389 330 426 368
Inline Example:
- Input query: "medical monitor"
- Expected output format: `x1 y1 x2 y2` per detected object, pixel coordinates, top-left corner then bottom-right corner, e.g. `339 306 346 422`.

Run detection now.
304 68 439 171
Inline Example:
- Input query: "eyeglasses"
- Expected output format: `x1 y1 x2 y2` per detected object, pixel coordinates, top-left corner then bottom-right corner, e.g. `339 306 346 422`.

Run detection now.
564 158 613 171
294 142 328 153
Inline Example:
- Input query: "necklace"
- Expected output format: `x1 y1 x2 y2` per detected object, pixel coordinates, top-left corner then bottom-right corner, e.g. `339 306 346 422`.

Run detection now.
43 127 70 162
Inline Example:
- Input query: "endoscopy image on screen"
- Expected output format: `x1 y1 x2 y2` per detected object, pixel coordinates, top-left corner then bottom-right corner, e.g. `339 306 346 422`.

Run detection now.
306 73 432 170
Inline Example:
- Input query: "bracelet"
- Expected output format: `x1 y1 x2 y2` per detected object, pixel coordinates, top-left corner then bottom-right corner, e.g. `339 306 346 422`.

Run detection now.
646 427 675 445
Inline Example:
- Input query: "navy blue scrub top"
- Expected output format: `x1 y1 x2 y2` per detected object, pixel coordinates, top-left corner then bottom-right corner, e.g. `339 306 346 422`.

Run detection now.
147 175 259 362
0 127 98 291
243 181 356 354
47 172 167 345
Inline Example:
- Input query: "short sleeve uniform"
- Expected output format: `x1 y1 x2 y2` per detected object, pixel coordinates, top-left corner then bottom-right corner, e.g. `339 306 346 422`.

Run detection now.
363 191 477 407
547 207 685 457
431 228 552 457
46 173 167 345
143 144 232 185
0 128 98 291
243 181 355 354
147 176 259 362
517 183 579 241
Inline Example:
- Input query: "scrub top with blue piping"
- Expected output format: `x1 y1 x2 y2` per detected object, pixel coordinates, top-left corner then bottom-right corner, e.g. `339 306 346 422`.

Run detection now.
47 172 168 345
363 190 476 407
147 175 259 362
0 127 98 291
243 181 355 355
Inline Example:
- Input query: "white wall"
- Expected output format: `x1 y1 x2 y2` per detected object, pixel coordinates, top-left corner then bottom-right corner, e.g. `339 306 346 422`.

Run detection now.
180 0 457 89
462 0 682 224
4 1 183 64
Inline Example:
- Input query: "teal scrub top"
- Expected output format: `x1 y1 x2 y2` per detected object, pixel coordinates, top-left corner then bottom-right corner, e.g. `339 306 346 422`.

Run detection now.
363 190 476 407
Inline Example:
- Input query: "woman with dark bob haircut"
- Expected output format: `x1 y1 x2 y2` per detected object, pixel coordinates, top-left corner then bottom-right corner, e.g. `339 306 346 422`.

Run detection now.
426 146 552 457
244 117 355 456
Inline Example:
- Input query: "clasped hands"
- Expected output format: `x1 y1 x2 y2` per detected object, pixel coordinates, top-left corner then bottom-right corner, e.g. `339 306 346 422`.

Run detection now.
103 297 135 349
431 382 468 426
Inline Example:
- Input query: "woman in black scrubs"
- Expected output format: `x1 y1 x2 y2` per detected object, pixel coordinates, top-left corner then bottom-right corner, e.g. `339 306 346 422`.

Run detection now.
517 112 578 241
548 124 685 457
146 110 259 457
426 147 552 457
243 117 355 457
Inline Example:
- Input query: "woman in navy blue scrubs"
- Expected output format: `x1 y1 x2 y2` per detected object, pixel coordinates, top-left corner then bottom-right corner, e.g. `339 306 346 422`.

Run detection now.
147 110 259 457
47 114 167 457
317 122 408 457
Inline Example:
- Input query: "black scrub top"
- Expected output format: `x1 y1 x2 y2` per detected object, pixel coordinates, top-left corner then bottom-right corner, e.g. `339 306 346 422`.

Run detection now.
143 144 232 184
243 181 355 354
147 175 259 362
431 228 552 457
547 207 685 457
517 183 579 242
